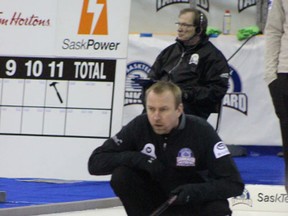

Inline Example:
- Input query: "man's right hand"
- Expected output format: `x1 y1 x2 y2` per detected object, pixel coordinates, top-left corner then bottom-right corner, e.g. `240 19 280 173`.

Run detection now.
125 152 164 180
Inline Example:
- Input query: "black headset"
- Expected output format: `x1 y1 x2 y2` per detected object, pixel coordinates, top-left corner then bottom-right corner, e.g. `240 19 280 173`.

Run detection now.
195 10 207 35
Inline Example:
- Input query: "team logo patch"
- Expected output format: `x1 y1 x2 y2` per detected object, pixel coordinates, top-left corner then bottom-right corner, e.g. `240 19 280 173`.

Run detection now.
189 54 199 65
176 148 195 166
213 142 230 159
231 188 253 207
141 143 156 158
111 135 123 146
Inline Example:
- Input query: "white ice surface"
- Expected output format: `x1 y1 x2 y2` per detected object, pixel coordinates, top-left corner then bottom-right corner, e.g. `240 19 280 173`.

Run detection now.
37 206 287 216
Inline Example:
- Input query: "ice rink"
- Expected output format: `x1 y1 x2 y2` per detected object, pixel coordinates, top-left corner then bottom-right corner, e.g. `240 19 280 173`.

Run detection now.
37 206 287 216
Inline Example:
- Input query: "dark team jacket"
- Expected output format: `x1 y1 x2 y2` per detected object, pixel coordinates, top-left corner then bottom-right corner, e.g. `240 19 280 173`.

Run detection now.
88 114 244 205
148 37 230 118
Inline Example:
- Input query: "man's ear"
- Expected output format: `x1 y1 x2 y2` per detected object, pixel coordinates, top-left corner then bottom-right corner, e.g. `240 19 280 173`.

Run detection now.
196 26 201 34
177 103 184 116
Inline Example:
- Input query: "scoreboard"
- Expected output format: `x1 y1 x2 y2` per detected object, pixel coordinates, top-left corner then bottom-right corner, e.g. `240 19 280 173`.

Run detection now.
0 56 116 138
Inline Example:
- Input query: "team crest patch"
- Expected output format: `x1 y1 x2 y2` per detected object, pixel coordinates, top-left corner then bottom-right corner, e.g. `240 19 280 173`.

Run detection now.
176 148 195 166
213 142 230 159
111 135 123 146
141 143 156 158
189 54 199 65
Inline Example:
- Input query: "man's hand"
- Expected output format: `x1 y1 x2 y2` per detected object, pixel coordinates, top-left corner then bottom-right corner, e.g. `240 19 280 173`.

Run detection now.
127 152 164 180
181 89 194 102
170 184 196 205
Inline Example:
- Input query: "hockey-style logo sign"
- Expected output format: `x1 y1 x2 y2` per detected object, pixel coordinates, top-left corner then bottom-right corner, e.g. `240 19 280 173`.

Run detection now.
156 0 209 12
238 0 256 12
156 0 257 13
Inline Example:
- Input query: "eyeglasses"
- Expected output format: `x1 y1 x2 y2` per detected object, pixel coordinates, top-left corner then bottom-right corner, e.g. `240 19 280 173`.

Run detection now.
175 22 195 28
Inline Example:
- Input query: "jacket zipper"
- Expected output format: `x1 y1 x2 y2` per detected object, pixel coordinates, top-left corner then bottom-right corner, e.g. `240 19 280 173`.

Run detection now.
163 136 168 151
163 142 167 151
168 51 186 75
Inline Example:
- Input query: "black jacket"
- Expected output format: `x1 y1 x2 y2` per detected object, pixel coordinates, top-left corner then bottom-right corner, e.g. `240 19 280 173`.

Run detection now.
148 37 230 119
88 114 244 213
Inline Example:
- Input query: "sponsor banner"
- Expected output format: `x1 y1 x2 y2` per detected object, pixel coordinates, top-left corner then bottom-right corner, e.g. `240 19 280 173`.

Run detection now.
55 0 131 58
0 0 57 56
125 34 281 146
0 0 131 58
229 184 288 212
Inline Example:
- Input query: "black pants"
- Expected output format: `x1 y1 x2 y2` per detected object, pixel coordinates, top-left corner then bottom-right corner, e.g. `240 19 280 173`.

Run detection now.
110 166 231 216
269 73 288 193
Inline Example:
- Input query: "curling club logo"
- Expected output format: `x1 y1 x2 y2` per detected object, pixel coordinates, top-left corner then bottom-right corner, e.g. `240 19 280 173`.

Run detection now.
176 148 195 166
231 188 253 207
125 61 151 106
223 66 248 115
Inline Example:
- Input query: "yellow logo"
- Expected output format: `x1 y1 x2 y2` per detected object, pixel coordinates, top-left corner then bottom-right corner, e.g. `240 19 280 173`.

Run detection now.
78 0 108 35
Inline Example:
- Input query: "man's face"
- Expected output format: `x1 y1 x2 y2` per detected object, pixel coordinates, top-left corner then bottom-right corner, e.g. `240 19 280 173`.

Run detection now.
146 90 183 135
176 12 197 41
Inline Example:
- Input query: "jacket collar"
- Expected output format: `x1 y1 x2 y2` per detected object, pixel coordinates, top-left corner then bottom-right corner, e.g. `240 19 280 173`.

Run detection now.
177 114 186 130
176 35 209 51
167 114 186 136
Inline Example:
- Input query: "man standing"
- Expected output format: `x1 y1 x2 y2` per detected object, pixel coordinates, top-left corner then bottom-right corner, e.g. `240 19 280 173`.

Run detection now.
265 0 288 193
88 81 244 216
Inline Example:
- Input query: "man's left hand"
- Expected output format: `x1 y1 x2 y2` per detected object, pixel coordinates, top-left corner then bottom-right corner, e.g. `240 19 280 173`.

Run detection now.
170 184 196 205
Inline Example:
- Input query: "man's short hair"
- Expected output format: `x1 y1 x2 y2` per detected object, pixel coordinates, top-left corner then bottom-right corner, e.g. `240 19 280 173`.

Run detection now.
145 81 182 108
179 8 208 37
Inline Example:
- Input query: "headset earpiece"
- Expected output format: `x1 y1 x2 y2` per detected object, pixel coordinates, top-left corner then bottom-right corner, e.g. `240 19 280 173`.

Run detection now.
197 12 204 34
